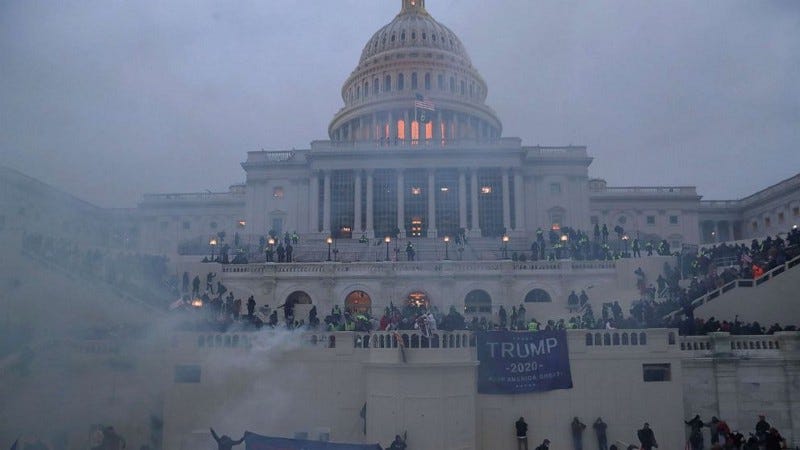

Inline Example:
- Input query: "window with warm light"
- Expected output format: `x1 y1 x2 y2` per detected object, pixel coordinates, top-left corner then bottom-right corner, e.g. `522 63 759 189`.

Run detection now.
411 121 419 141
411 187 422 196
397 120 405 140
480 186 492 194
273 187 284 199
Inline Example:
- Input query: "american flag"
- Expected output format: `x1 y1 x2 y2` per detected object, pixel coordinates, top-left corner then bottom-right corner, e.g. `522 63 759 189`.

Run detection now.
414 93 435 111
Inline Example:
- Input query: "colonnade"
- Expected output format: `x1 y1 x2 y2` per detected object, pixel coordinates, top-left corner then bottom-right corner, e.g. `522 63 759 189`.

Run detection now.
310 168 525 238
332 109 498 143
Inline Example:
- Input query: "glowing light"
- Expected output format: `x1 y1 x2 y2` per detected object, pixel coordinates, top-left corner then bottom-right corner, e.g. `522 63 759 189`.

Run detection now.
268 237 275 246
411 187 422 195
209 238 218 246
384 236 391 243
440 186 449 192
551 224 561 231
238 220 246 227
480 186 492 194
502 235 510 243
444 236 450 242
397 120 405 140
326 236 334 245
425 122 433 140
191 299 203 308
560 235 568 242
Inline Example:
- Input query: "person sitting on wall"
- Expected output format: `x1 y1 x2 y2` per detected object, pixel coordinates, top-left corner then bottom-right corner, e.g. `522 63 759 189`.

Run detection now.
534 439 550 450
209 428 244 450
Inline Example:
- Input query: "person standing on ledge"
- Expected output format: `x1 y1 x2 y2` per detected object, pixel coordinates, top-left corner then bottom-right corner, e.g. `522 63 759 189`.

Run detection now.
571 417 587 450
593 417 608 450
516 416 529 450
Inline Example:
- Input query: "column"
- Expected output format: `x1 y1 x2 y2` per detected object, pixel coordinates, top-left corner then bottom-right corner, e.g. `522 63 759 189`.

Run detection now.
354 171 362 234
713 221 720 242
371 113 377 141
427 169 437 237
728 221 735 241
323 171 331 235
513 169 524 232
470 169 481 236
458 169 468 230
365 170 374 238
502 169 511 233
397 170 405 237
389 111 395 143
309 173 320 233
404 110 410 142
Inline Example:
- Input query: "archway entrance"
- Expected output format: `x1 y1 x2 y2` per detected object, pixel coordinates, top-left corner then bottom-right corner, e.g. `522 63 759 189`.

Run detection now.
345 290 372 314
284 291 312 322
464 289 492 313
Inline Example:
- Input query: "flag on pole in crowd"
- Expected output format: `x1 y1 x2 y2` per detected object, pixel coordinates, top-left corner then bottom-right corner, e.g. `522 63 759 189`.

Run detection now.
414 93 434 123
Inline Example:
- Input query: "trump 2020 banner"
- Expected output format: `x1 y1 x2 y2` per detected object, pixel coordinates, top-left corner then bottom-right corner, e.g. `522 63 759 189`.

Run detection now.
476 330 573 394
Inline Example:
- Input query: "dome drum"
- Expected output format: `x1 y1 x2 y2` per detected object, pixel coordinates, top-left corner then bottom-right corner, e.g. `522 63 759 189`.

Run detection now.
329 0 502 143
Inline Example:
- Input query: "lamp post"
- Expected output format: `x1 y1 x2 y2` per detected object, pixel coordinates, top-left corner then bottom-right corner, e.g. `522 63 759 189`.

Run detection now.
501 234 510 259
622 235 630 257
384 236 391 261
209 238 218 261
326 236 333 261
560 234 568 259
267 237 275 262
443 236 450 260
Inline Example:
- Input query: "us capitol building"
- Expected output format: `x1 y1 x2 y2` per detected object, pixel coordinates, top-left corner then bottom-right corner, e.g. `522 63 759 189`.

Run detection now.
2 1 800 450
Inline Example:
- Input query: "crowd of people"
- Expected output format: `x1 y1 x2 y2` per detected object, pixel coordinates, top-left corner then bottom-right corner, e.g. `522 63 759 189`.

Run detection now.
512 413 787 450
22 232 178 308
523 224 674 262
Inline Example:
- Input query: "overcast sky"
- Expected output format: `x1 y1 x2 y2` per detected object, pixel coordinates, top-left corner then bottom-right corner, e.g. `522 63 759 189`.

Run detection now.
1 0 798 207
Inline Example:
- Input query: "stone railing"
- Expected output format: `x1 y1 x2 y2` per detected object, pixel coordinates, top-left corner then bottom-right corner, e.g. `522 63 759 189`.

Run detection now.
221 259 617 275
663 253 800 321
310 137 522 152
679 332 795 357
590 186 697 195
141 192 244 204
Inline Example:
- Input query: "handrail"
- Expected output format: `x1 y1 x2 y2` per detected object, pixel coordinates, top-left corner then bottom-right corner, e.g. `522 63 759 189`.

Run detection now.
663 254 800 321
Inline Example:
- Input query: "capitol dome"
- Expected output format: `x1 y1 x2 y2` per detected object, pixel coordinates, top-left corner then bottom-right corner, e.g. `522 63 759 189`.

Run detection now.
329 0 502 144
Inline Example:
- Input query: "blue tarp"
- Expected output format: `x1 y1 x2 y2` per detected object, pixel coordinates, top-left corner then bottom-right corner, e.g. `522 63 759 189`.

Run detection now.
476 330 574 394
244 431 382 450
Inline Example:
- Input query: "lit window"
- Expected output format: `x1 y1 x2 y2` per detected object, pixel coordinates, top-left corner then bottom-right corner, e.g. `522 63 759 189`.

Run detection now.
411 121 419 141
425 122 433 140
669 215 679 225
397 120 405 140
273 187 284 199
237 220 246 228
411 187 422 196
550 183 562 194
480 186 492 194
440 186 449 192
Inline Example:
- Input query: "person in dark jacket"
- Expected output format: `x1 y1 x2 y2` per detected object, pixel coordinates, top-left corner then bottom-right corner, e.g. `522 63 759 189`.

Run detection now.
571 417 586 450
685 415 705 450
534 439 550 450
593 417 608 450
755 415 770 442
516 417 529 450
637 423 657 450
210 428 243 450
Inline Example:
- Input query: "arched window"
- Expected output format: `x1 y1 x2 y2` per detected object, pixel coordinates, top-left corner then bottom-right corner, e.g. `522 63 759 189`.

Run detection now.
411 72 418 89
460 80 465 95
464 289 492 313
398 73 405 91
345 290 372 314
425 73 431 90
449 77 455 93
373 78 379 95
364 81 369 98
524 289 552 303
384 75 392 92
397 120 405 140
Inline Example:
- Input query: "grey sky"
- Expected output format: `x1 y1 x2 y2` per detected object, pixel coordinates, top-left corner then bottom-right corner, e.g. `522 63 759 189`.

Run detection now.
1 0 798 207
